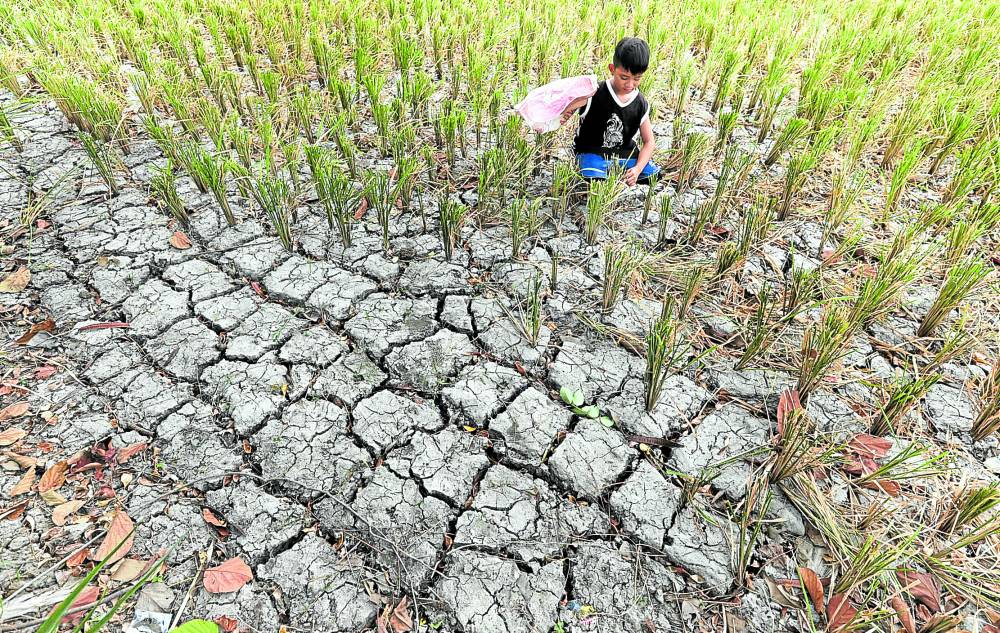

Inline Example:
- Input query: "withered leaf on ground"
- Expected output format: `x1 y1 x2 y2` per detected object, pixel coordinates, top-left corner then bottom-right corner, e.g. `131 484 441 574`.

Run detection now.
202 507 226 527
826 593 857 632
3 452 35 469
0 267 30 293
797 567 825 616
896 570 941 613
847 434 892 459
203 557 253 593
66 547 89 567
40 489 67 506
111 558 147 582
9 467 36 496
34 365 58 379
52 499 86 525
215 616 238 632
116 442 147 464
389 596 413 633
15 318 56 345
0 427 27 446
0 402 30 422
891 594 915 633
93 509 135 564
169 231 192 249
37 460 68 492
56 586 99 624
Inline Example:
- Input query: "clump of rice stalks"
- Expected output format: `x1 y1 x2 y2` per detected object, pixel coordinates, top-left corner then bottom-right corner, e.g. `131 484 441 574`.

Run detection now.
833 533 918 596
0 51 24 97
929 109 973 176
149 160 188 226
797 306 853 401
971 358 1000 442
820 171 864 258
585 167 624 245
944 203 1000 265
306 145 360 247
881 98 926 170
601 241 646 313
733 477 772 587
715 110 737 155
187 148 236 226
509 197 541 259
883 137 928 221
364 169 396 252
925 314 976 372
737 282 783 370
641 174 660 225
513 272 544 346
917 257 991 337
763 117 809 167
657 194 674 246
944 139 998 204
551 162 579 234
438 196 466 261
777 126 837 221
755 85 792 144
713 242 741 280
872 374 940 436
645 297 688 411
675 132 711 195
767 388 835 484
938 483 1000 533
79 133 121 196
251 173 294 251
676 265 706 320
848 247 924 329
0 103 23 152
783 265 821 316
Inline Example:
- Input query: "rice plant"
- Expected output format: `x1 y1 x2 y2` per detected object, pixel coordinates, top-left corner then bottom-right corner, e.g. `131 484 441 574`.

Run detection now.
641 174 660 225
971 358 1000 442
675 132 711 196
601 241 646 313
645 297 688 411
872 374 940 436
0 103 22 152
79 132 121 196
364 169 396 252
883 137 928 221
514 272 544 345
149 160 189 226
939 483 1000 533
585 168 624 246
797 306 853 401
252 173 294 251
715 110 737 156
737 282 783 370
917 257 991 337
438 196 466 262
782 266 820 316
763 117 809 167
551 162 579 234
820 171 864 258
306 145 360 247
848 248 924 329
187 148 236 226
656 194 674 246
509 197 541 259
767 390 834 484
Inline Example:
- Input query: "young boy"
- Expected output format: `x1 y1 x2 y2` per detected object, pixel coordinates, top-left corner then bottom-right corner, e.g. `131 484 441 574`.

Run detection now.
561 37 659 187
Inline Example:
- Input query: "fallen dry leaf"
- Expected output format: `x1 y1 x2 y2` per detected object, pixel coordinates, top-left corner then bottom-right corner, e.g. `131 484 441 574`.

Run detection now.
0 427 27 446
116 442 147 464
15 318 55 345
52 500 86 526
0 267 30 293
4 452 36 469
861 479 901 496
34 365 58 379
891 594 915 633
896 570 941 613
827 593 857 632
40 489 67 506
169 230 192 249
66 547 89 567
77 321 130 331
203 557 253 593
202 507 226 527
215 616 238 632
111 558 147 582
354 197 369 220
4 501 28 520
93 509 135 564
38 460 68 492
798 567 825 616
848 434 892 459
0 402 30 422
9 467 36 496
56 585 99 624
389 596 413 633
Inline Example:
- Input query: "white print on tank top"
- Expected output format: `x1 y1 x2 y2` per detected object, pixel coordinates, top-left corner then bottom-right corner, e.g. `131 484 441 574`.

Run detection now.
602 113 624 149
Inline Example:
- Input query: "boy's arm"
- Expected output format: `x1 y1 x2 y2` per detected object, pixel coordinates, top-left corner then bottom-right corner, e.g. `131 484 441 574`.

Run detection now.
626 117 656 186
560 96 590 125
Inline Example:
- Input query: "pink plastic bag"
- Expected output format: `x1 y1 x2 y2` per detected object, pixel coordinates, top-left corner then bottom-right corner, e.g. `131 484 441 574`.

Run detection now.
514 75 599 133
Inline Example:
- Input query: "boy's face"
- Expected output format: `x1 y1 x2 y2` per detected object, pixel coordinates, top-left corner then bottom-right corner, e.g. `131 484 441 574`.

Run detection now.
609 63 642 95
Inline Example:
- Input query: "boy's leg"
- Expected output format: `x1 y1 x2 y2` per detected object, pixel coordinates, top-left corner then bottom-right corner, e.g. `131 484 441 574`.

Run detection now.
576 153 610 180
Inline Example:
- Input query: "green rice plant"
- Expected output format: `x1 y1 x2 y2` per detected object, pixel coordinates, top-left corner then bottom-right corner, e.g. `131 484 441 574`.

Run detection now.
972 358 1000 442
364 169 396 252
713 242 741 280
656 194 674 246
194 96 225 150
737 282 783 370
917 257 991 337
929 110 973 176
513 272 544 345
305 145 360 246
925 313 976 372
712 50 741 114
733 478 772 587
79 132 121 196
142 115 181 164
585 167 624 245
881 98 926 170
676 264 706 320
393 155 420 213
820 171 864 258
763 117 809 167
855 442 950 489
676 132 711 195
777 126 838 221
509 197 541 259
252 173 294 251
438 196 467 262
0 103 22 152
149 160 189 226
939 483 1000 533
187 148 236 226
601 240 646 313
641 174 660 225
290 86 318 145
767 391 835 484
944 139 999 204
329 114 358 179
714 110 737 155
674 55 695 118
755 85 791 144
0 51 24 97
782 265 821 316
833 533 918 596
551 162 579 234
883 137 928 220
40 70 124 145
797 306 853 401
872 374 940 436
848 248 924 329
645 296 688 411
671 117 688 151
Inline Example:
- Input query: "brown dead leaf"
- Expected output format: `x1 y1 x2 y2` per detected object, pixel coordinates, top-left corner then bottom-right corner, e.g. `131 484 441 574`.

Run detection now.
354 197 369 220
93 509 135 564
389 596 413 633
0 401 30 422
40 489 67 506
798 567 825 616
827 593 857 632
0 427 27 446
215 616 238 632
55 585 98 624
861 479 901 496
5 452 37 469
203 557 253 593
111 558 147 582
66 547 89 567
10 467 36 496
34 365 58 379
891 595 915 633
15 319 56 345
202 507 226 527
848 434 892 459
0 267 30 293
4 501 28 520
116 442 147 464
76 321 130 331
53 500 86 526
169 231 192 249
896 570 941 613
38 460 68 492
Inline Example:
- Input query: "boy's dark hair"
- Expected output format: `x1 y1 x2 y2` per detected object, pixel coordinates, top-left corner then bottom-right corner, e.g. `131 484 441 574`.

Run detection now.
613 37 650 74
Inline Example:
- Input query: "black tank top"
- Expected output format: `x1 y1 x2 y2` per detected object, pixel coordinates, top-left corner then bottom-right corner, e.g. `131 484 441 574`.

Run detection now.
573 80 649 159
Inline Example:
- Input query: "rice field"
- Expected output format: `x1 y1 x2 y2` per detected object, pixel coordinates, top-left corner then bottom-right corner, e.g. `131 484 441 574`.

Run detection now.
1 0 1000 630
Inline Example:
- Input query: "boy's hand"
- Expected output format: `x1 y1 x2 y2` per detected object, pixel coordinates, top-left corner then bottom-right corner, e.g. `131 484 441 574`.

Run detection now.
624 166 640 186
560 106 575 125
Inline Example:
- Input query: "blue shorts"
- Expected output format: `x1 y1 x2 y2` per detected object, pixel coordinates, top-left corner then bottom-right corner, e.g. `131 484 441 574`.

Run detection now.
576 153 660 180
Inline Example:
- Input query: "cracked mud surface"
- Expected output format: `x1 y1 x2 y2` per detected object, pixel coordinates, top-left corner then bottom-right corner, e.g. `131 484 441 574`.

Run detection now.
2 85 998 633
